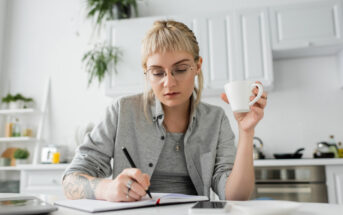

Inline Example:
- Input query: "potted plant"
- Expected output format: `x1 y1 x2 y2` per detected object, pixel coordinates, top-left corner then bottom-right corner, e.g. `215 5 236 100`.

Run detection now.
1 94 13 109
22 97 34 109
1 93 34 109
13 148 30 165
82 43 122 87
85 0 138 29
11 93 25 109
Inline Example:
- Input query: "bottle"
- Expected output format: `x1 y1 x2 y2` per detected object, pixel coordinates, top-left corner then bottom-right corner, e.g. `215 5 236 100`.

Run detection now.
12 118 21 137
338 142 343 158
328 135 339 158
4 116 13 137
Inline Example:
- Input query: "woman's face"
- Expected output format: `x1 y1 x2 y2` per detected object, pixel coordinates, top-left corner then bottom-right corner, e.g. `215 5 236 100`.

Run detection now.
146 51 201 108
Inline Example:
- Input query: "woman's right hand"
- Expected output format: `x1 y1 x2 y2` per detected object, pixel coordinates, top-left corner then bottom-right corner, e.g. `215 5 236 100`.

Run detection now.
99 168 151 202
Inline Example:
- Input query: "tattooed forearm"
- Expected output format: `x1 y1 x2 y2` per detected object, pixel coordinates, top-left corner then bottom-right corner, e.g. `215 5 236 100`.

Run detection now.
63 172 102 200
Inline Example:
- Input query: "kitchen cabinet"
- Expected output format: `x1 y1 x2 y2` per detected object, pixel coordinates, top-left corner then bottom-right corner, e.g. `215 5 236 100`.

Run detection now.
194 13 236 93
19 164 68 196
20 169 64 196
106 10 273 97
234 8 273 88
325 165 343 204
269 0 343 51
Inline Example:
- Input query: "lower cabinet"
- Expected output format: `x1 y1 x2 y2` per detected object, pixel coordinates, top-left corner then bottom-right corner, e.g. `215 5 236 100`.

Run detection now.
326 165 343 204
20 167 66 196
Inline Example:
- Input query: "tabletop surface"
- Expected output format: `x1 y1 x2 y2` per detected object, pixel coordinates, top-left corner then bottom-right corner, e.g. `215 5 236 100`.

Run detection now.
50 201 343 215
2 193 343 215
43 194 343 215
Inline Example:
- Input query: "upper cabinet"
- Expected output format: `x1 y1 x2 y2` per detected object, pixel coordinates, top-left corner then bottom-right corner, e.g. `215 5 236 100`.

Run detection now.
270 0 343 50
234 8 273 88
105 0 343 97
106 10 273 97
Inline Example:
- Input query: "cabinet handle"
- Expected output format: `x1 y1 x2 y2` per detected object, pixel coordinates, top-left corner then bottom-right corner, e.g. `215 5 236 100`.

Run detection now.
257 187 311 194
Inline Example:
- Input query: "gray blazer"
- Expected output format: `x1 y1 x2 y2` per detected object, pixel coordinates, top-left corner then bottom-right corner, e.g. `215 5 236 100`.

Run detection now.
64 94 236 200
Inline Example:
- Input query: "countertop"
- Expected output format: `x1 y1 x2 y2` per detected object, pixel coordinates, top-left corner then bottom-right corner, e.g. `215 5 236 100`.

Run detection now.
254 158 343 166
2 159 343 171
2 193 342 215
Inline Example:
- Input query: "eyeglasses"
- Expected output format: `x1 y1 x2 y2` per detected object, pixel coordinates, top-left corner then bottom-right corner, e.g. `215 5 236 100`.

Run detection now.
145 64 194 83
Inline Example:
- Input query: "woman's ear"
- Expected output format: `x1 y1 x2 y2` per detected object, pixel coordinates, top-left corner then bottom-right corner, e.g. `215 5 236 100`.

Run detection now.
196 57 203 75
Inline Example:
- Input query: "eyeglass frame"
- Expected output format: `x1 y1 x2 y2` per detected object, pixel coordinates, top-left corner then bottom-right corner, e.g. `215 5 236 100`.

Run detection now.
144 63 196 83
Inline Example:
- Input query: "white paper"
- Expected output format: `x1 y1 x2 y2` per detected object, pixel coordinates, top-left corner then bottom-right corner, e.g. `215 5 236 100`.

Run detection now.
54 193 208 212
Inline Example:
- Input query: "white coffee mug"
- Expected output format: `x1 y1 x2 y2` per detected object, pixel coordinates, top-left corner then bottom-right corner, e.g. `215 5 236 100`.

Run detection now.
224 80 263 113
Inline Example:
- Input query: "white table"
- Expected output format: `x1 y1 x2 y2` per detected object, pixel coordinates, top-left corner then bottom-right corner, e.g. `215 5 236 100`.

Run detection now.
35 194 343 215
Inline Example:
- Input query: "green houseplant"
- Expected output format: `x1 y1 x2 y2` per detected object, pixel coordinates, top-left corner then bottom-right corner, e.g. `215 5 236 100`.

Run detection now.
1 93 34 109
14 148 30 165
86 0 138 28
82 44 122 87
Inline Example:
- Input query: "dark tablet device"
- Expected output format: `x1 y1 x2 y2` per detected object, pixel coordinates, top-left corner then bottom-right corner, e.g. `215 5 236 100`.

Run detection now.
0 195 57 215
189 201 230 214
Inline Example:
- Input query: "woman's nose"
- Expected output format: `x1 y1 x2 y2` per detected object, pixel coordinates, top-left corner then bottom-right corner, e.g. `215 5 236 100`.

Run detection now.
163 72 176 87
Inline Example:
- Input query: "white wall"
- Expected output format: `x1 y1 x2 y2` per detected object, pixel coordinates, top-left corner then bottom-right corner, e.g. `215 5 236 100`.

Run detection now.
204 56 343 158
1 0 342 160
0 0 7 96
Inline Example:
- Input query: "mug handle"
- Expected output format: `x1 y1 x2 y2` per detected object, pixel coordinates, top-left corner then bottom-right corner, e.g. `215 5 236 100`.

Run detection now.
248 83 263 107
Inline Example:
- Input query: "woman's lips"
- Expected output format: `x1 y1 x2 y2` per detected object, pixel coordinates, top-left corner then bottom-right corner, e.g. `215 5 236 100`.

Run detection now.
164 92 180 97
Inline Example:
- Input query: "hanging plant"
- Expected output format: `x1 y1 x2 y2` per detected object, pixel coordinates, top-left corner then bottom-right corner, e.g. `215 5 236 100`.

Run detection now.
86 0 138 28
82 44 122 87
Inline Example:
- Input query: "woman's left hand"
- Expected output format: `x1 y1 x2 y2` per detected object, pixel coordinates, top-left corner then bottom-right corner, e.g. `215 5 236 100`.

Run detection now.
221 81 267 133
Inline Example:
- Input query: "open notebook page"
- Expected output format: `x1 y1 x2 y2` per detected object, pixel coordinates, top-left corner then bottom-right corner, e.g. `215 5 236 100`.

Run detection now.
54 193 208 213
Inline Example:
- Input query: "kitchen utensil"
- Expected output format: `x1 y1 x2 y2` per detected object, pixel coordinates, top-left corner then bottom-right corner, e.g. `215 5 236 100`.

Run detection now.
224 80 263 112
273 148 304 159
253 137 265 159
313 142 335 158
313 151 335 158
41 145 67 164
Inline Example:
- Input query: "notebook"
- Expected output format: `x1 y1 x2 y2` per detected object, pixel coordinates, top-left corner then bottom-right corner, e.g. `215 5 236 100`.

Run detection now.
54 193 208 213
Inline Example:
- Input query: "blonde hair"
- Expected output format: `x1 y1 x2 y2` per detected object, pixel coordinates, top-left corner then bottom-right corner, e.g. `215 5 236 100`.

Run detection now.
141 20 204 121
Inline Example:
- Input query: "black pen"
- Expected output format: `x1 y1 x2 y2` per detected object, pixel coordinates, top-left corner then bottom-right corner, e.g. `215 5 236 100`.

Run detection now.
121 147 152 199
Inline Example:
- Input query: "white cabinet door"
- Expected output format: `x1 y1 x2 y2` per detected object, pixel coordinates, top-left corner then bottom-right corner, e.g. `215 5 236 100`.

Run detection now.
325 165 343 204
20 169 65 196
204 14 235 91
235 8 273 88
270 0 343 50
106 17 162 96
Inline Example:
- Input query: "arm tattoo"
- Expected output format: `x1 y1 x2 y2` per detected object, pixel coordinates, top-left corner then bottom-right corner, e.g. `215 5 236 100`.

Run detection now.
63 172 102 200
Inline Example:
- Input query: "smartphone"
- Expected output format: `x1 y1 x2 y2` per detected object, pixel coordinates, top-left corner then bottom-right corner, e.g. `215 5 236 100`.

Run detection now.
189 201 230 214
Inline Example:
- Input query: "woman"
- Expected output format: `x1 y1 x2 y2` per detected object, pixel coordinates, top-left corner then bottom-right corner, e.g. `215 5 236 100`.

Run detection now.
62 20 267 202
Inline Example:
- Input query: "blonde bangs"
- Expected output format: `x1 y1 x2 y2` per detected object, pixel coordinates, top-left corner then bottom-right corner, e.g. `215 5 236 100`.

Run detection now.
141 21 197 70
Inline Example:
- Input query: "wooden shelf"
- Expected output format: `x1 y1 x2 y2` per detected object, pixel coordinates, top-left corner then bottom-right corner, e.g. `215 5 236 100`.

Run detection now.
0 108 40 115
0 137 37 143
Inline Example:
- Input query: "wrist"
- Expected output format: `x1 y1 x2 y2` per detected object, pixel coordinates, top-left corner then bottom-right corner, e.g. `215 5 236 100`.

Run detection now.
95 178 111 200
238 127 255 138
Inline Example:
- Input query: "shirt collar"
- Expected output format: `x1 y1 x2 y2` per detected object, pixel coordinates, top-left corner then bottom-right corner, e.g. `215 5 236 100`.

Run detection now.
150 92 198 125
